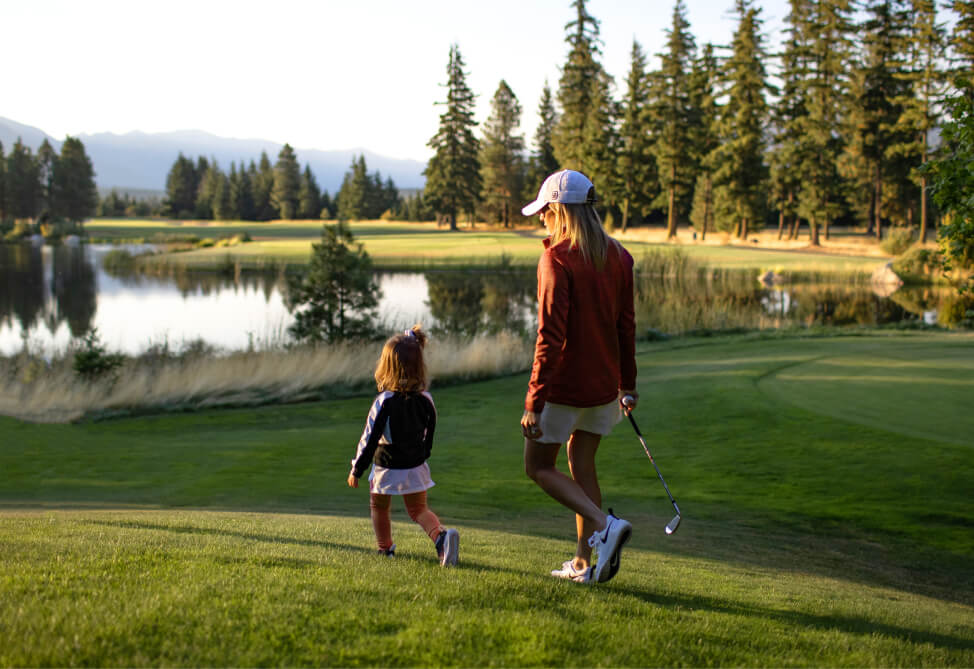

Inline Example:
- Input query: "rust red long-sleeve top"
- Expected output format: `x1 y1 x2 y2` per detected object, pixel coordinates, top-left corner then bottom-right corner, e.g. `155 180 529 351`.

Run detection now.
525 236 637 413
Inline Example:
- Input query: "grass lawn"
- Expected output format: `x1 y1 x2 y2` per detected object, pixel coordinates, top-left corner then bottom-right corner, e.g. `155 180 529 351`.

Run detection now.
1 333 972 666
85 218 888 273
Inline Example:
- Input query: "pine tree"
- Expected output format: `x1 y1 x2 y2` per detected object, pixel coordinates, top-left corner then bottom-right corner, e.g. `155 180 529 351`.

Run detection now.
298 164 322 220
528 82 560 196
710 0 771 239
7 139 40 220
51 137 97 225
618 40 656 231
211 168 232 221
843 0 913 240
582 71 621 220
689 43 722 240
479 80 526 227
285 221 381 343
337 155 371 221
271 144 301 220
424 43 481 230
36 140 58 219
768 0 812 241
654 0 698 239
796 0 855 245
228 162 256 221
194 159 219 219
163 153 196 218
890 0 949 241
554 0 605 172
253 152 276 221
950 1 974 89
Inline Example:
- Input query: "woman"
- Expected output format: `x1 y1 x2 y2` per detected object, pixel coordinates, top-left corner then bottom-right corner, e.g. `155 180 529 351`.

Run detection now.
520 169 638 585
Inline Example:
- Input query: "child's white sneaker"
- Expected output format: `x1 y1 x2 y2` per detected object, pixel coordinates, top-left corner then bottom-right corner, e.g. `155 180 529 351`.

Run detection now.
550 559 592 583
435 528 459 566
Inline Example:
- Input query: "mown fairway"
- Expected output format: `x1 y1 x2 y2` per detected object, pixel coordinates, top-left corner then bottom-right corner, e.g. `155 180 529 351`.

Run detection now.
85 218 886 273
1 333 972 666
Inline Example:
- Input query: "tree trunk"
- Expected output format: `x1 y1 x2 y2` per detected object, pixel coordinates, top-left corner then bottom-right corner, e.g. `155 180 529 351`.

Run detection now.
777 210 785 240
919 174 928 243
789 216 800 240
621 198 630 233
666 166 677 239
741 218 749 240
874 165 883 242
810 219 820 246
449 213 457 231
824 217 830 241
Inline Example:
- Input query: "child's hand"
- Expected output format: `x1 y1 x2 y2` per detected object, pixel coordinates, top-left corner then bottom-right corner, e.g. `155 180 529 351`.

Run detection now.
347 472 359 488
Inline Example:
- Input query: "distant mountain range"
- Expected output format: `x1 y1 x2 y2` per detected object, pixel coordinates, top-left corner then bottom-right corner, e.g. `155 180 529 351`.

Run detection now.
0 117 427 196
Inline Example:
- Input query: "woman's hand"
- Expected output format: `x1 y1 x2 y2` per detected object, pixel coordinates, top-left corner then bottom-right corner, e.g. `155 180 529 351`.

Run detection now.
521 410 543 440
620 390 639 411
347 472 359 488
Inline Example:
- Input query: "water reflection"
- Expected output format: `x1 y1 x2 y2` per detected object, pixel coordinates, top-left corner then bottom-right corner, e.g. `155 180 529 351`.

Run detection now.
0 243 969 357
425 267 534 336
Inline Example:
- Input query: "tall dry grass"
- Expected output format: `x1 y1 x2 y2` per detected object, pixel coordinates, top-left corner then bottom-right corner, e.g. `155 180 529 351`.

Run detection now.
0 332 533 423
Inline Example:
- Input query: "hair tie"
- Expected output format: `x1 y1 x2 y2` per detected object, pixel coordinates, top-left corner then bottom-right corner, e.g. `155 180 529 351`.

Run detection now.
404 329 416 339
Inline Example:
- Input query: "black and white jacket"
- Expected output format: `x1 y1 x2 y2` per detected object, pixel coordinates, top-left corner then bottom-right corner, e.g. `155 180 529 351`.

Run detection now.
350 390 437 478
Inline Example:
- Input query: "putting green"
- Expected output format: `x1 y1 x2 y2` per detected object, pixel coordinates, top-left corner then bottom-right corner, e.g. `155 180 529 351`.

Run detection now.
757 336 974 447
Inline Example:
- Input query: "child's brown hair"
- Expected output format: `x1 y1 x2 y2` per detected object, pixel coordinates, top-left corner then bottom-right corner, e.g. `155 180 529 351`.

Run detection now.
374 324 428 392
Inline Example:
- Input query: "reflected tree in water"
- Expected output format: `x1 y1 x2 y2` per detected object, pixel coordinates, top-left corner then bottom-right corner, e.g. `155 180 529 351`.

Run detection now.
426 272 484 336
0 245 45 335
426 264 534 336
50 245 97 337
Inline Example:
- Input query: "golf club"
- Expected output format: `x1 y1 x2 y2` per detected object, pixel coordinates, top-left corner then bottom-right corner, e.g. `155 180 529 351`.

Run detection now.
621 396 682 535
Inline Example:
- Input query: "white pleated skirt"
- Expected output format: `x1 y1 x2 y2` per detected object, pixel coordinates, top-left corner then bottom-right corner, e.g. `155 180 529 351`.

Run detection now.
368 462 435 495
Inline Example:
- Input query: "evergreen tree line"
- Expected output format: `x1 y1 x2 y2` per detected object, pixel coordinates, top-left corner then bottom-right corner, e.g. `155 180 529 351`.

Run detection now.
424 0 974 243
162 144 332 221
0 137 98 229
163 146 417 223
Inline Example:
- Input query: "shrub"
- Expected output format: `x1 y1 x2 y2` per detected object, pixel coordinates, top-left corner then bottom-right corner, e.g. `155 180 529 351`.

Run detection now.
891 247 941 282
73 329 125 382
880 227 916 256
102 249 137 275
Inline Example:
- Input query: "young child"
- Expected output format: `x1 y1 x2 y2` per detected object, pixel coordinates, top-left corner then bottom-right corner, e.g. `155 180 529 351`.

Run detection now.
347 325 460 566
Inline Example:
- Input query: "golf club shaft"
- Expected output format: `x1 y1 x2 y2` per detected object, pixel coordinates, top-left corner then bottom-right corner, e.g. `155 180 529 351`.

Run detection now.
625 408 681 516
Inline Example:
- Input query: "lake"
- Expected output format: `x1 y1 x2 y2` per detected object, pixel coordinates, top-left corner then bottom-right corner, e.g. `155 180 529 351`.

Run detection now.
0 243 951 357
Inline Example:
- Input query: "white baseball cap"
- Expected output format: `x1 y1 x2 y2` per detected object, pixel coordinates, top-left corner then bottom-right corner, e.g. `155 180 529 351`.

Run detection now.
521 169 597 216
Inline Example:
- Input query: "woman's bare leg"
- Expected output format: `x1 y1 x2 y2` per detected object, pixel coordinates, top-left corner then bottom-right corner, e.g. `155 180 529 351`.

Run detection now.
524 438 607 540
567 430 602 568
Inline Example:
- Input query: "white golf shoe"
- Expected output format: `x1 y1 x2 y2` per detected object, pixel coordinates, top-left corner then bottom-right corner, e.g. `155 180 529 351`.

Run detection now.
588 509 632 583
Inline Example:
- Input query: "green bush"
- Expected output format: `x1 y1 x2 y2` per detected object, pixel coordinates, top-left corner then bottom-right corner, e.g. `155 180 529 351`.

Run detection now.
891 246 941 282
880 227 916 256
101 249 137 275
73 329 125 382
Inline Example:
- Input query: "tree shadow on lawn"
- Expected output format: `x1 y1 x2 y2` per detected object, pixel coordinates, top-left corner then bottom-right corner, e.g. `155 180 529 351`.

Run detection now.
77 517 974 654
623 584 974 653
83 517 526 579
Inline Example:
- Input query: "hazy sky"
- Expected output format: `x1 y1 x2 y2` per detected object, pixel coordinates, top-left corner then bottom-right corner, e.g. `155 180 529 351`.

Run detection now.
3 0 793 161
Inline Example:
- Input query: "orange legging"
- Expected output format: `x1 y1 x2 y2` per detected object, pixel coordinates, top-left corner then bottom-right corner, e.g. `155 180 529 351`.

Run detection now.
370 491 444 552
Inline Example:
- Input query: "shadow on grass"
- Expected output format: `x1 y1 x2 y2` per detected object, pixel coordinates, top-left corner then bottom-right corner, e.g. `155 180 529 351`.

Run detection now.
622 583 974 652
84 518 376 557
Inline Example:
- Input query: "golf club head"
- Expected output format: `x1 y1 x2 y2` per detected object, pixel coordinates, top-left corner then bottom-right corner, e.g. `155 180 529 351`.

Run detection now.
665 514 681 535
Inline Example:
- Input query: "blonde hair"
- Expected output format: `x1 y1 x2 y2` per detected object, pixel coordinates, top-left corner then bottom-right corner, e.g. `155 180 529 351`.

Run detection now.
374 324 428 392
548 201 613 270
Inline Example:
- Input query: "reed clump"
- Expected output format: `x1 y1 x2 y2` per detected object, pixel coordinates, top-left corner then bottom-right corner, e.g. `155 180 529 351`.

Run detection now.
0 332 533 424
